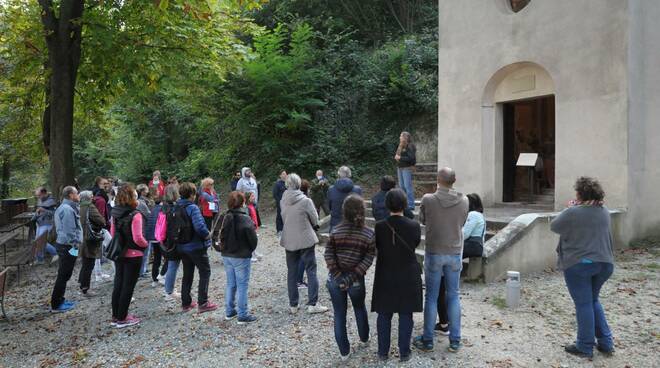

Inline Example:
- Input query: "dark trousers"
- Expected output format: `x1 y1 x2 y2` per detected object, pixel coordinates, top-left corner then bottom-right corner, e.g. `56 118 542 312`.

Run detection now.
437 276 448 325
285 247 319 306
203 216 215 232
181 247 211 307
151 243 168 282
78 257 96 291
275 206 283 232
111 257 142 320
326 275 370 356
51 244 77 309
377 312 414 358
295 258 305 284
315 202 330 217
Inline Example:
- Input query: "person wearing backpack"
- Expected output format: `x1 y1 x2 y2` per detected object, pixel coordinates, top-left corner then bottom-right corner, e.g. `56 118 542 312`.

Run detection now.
110 183 149 328
176 182 218 313
160 184 182 301
216 191 258 323
145 195 168 287
77 190 106 296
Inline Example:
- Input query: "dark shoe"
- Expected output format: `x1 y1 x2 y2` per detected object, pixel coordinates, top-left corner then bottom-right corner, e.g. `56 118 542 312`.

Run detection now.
448 341 462 353
399 353 412 362
412 336 433 352
596 345 614 356
434 323 449 336
225 311 238 320
376 354 388 362
564 344 593 358
237 314 258 324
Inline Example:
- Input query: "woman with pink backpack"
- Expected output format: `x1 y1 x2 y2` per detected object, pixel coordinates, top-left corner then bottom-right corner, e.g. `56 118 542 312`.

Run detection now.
151 184 182 301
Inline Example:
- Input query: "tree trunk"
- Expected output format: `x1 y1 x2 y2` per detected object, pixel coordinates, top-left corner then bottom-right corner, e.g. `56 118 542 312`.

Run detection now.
39 0 84 196
1 158 9 198
42 70 51 156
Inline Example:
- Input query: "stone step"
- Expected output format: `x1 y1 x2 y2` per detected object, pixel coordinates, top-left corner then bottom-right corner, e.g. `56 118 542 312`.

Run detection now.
364 199 422 209
415 163 438 172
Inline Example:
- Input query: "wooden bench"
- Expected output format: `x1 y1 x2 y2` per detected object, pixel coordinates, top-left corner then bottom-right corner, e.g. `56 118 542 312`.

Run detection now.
0 232 18 267
0 268 7 320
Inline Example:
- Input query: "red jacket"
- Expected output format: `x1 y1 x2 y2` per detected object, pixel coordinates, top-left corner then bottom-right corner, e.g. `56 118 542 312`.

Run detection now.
199 188 219 218
247 203 259 230
149 179 165 198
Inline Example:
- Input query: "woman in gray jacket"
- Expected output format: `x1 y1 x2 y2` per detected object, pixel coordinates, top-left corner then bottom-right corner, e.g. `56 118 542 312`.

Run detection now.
280 173 328 315
550 177 614 359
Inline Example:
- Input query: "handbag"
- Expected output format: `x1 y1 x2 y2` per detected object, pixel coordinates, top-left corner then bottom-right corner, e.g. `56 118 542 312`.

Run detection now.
86 209 104 243
211 212 229 252
104 232 124 261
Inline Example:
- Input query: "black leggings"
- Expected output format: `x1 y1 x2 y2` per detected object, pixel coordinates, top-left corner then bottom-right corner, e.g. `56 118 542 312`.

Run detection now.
112 257 142 321
78 257 96 291
151 243 168 282
437 276 448 325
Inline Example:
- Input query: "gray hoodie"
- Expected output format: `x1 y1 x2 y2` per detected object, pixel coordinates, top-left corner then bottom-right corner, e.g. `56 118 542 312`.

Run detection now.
236 167 259 203
280 189 319 251
420 187 469 255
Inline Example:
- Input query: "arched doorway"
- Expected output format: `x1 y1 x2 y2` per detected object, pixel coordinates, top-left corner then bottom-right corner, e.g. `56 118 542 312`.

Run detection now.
482 62 556 205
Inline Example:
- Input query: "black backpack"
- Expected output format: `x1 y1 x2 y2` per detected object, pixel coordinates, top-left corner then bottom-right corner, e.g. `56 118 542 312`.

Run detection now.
162 203 193 254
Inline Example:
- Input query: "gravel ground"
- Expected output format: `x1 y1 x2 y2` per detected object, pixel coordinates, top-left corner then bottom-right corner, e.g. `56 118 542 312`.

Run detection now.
0 217 658 368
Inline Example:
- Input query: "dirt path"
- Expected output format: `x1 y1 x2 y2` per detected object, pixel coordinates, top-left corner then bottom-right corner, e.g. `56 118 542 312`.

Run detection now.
0 220 658 367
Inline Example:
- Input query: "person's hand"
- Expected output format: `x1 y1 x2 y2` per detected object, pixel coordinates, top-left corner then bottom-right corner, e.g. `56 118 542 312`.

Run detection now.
394 154 401 161
35 207 44 214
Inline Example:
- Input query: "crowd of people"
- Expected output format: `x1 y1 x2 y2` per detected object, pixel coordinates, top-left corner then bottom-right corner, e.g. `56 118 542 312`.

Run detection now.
30 131 615 361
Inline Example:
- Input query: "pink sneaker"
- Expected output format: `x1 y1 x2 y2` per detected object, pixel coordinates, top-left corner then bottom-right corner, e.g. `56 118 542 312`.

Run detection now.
198 301 218 314
182 302 198 313
114 315 140 329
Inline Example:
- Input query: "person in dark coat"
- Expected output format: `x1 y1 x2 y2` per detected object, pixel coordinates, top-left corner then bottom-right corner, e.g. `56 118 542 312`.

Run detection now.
272 170 287 236
371 176 415 222
78 191 107 296
372 189 423 362
230 171 241 191
327 166 362 232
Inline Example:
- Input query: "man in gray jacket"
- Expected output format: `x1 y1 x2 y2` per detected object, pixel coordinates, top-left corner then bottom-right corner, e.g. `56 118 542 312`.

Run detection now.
413 168 468 353
50 186 83 313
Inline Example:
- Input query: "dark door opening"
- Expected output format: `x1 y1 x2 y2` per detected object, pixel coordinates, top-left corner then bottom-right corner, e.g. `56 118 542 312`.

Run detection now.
502 95 555 203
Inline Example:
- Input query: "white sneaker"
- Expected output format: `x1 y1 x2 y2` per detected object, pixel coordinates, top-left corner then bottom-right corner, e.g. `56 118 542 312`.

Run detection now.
50 255 59 265
157 275 166 285
340 352 351 361
307 304 329 314
289 306 299 314
251 257 258 263
151 281 158 287
254 252 264 259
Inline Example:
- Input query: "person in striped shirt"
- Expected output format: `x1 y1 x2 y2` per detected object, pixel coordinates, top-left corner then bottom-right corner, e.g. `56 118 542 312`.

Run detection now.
324 195 376 361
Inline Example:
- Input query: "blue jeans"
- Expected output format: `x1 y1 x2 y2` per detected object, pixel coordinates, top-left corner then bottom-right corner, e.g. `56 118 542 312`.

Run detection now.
286 247 319 306
563 262 614 353
397 167 415 211
36 224 57 261
164 260 180 294
223 256 252 318
422 253 462 344
140 242 152 276
326 275 370 356
377 312 414 358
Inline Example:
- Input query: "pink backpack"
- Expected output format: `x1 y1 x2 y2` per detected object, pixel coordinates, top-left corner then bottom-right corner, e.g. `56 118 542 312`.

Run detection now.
155 211 167 242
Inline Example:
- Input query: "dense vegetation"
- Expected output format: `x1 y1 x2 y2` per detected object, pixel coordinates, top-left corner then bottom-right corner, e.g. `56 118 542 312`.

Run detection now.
0 0 438 196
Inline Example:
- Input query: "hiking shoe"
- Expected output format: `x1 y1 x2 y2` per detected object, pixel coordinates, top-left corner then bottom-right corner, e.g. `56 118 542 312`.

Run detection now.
412 336 433 352
307 304 329 314
448 341 462 353
198 302 218 314
51 300 76 313
297 282 308 289
115 315 140 329
182 302 198 313
597 345 614 356
225 312 238 320
564 344 592 358
237 315 258 324
434 323 449 336
289 306 299 314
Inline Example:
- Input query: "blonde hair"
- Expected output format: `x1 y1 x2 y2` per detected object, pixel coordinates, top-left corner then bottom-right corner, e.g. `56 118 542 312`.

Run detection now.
201 177 214 189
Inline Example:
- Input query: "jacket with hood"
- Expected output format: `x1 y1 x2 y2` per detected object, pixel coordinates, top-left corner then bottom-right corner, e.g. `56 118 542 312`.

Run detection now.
79 198 106 259
328 178 363 230
110 205 149 257
175 199 210 253
280 189 319 251
219 208 258 259
420 187 469 255
34 195 57 226
236 167 259 203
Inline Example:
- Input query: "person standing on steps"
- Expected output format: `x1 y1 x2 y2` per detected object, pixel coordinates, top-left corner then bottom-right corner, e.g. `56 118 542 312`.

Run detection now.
272 170 287 238
413 167 468 353
394 131 416 212
551 177 615 359
310 170 330 217
372 189 423 362
77 190 106 296
328 166 362 232
50 186 83 313
371 176 415 222
324 195 376 361
280 173 328 315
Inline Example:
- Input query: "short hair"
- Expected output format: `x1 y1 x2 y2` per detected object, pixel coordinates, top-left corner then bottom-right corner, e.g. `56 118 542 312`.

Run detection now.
201 177 214 188
301 179 310 196
95 176 106 186
342 194 365 228
338 166 352 178
37 187 48 195
286 173 302 190
380 175 396 191
164 184 179 203
227 191 245 209
385 189 407 213
153 170 161 177
61 186 78 199
179 182 197 200
467 193 484 213
115 183 137 208
437 167 456 185
79 190 94 202
574 177 605 202
136 184 149 196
